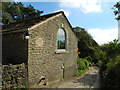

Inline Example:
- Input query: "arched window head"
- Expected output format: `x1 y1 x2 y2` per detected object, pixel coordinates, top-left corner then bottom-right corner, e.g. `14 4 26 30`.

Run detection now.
57 28 66 50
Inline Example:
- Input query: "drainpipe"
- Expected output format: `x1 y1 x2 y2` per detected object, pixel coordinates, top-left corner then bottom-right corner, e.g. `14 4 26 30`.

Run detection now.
61 63 65 78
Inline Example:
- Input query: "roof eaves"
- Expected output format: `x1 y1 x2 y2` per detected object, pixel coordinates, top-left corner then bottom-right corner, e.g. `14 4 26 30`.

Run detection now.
29 13 62 30
2 11 64 33
2 28 28 34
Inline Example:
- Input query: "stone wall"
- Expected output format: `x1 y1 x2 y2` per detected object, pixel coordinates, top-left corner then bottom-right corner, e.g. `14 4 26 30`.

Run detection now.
2 63 28 88
2 31 28 64
28 13 78 86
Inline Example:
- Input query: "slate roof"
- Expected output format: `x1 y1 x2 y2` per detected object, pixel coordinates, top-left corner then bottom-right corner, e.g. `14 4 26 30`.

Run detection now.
2 11 66 33
2 11 78 41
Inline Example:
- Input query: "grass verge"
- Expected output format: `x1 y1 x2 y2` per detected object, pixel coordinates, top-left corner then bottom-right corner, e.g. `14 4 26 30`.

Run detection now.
76 68 89 76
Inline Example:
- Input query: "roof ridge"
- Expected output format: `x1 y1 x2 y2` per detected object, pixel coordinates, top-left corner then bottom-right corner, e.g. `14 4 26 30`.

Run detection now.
2 11 64 31
3 11 64 25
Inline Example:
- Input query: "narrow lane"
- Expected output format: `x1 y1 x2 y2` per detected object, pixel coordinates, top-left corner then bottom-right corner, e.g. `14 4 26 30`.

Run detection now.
57 67 100 88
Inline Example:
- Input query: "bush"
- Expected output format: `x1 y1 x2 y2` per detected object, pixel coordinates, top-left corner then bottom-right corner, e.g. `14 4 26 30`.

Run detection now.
106 56 120 73
96 60 102 67
100 40 120 88
76 58 89 76
77 58 89 70
85 56 92 62
100 55 120 88
76 69 89 76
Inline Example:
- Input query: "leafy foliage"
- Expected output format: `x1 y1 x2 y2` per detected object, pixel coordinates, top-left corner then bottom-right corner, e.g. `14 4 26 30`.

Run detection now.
76 58 89 76
100 40 120 88
2 2 43 24
85 56 92 62
112 1 120 20
100 39 120 59
77 58 89 70
73 26 103 64
100 56 120 88
96 60 102 67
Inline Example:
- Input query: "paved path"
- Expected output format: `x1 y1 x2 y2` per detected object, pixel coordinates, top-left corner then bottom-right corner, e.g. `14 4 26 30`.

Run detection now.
56 66 100 88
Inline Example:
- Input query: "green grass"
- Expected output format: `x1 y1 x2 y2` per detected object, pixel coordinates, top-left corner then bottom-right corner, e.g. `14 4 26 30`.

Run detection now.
76 58 90 76
76 68 89 76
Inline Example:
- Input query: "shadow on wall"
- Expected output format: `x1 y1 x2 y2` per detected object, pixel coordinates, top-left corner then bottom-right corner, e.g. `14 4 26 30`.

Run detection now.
2 32 29 88
2 32 28 65
2 57 28 65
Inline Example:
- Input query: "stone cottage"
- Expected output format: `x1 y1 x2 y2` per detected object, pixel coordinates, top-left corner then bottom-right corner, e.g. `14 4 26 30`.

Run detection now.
2 11 78 87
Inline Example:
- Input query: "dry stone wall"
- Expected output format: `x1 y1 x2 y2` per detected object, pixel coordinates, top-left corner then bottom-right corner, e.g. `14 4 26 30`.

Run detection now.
2 63 28 88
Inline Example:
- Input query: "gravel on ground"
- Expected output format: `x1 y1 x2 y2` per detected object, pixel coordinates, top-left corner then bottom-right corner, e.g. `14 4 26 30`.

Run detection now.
57 66 100 88
35 66 100 88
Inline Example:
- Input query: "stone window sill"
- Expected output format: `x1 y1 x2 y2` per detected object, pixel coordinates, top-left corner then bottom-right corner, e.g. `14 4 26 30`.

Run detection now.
55 50 68 54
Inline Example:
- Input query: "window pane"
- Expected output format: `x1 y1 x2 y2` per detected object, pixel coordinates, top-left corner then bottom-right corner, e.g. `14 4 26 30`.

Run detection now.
57 29 66 49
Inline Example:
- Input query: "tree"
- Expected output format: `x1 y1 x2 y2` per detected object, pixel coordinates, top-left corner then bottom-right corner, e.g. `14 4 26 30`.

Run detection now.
73 27 102 63
100 39 120 88
112 2 120 20
2 2 43 24
101 39 120 59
